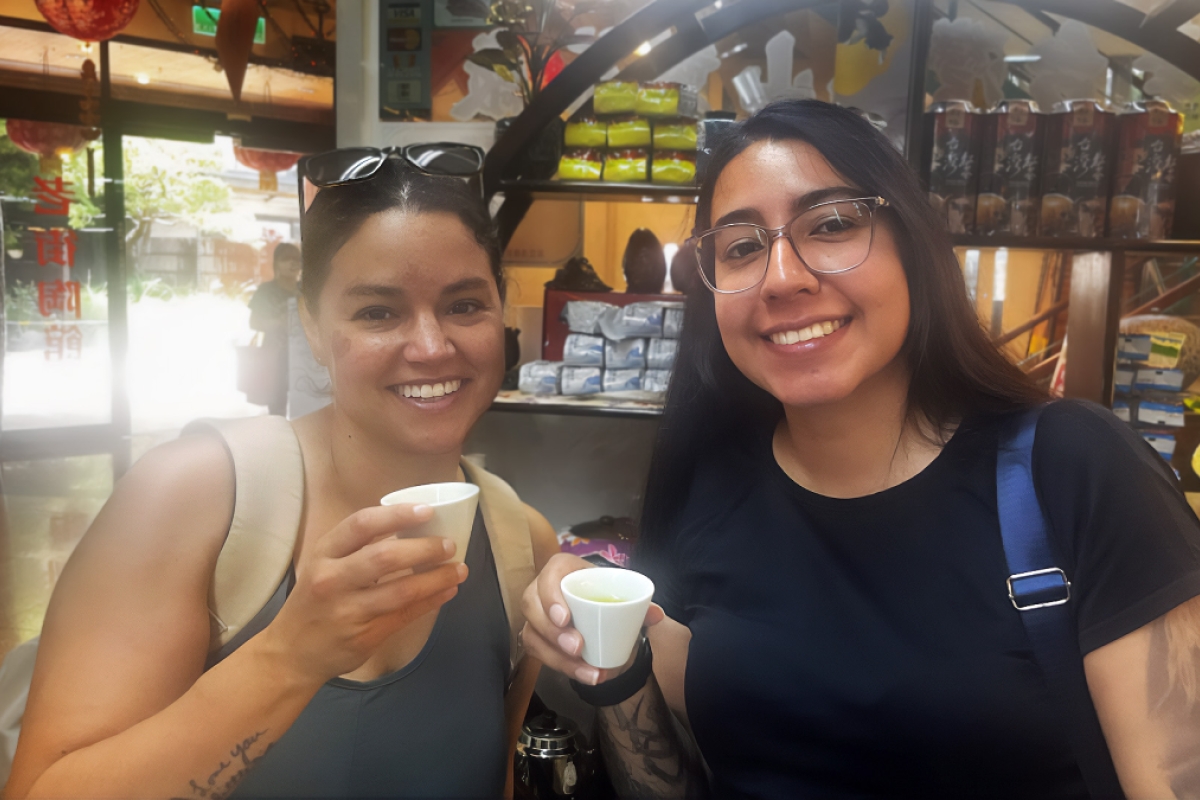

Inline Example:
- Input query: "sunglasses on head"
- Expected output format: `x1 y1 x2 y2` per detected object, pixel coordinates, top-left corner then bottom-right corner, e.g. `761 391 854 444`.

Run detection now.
297 142 487 221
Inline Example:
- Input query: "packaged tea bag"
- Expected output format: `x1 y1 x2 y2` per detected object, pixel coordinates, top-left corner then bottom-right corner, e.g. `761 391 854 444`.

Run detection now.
647 338 678 370
643 368 671 393
563 334 605 366
605 338 647 370
603 368 644 392
662 305 685 338
598 303 665 339
1039 100 1116 238
564 301 615 335
562 366 603 395
975 100 1043 236
518 361 563 395
1110 100 1184 239
925 100 981 234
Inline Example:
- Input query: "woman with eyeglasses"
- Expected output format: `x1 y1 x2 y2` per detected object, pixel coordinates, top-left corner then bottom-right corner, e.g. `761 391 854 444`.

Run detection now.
521 100 1200 798
6 157 560 799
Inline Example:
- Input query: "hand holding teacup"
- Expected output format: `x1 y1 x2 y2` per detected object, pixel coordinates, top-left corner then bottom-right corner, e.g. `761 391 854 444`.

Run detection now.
520 553 664 685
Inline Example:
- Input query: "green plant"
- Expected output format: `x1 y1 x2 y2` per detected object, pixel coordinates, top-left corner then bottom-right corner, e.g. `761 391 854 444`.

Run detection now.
467 0 616 106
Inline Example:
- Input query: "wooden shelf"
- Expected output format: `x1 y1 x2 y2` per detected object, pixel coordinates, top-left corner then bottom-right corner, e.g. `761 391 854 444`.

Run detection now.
950 235 1200 254
497 179 699 204
489 391 664 419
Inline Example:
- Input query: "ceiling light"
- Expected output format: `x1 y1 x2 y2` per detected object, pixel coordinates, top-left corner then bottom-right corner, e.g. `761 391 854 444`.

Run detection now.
635 41 652 56
1004 54 1041 63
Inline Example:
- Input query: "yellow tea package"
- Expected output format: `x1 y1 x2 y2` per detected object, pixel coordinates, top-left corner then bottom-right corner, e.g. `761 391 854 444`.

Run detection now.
653 118 698 150
603 148 648 182
607 116 651 148
635 82 698 118
557 148 604 181
593 81 637 115
651 150 696 184
564 115 608 148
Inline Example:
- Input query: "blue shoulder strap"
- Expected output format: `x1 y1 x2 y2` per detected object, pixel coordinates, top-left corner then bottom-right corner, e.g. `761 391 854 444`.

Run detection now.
996 406 1126 799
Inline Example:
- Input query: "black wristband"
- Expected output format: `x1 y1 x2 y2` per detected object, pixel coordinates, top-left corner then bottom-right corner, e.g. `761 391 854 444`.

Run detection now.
570 635 653 706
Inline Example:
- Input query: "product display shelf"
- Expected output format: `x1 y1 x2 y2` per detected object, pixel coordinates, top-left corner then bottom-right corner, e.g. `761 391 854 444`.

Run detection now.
491 390 665 419
950 235 1200 254
497 179 699 204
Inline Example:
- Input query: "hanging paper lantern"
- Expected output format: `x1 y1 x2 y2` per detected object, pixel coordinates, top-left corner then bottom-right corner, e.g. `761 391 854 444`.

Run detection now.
6 120 87 175
34 0 140 41
233 146 302 191
215 0 261 102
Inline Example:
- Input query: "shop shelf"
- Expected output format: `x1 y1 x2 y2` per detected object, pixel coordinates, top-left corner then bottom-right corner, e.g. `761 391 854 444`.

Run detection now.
490 390 664 419
950 235 1200 254
496 179 699 204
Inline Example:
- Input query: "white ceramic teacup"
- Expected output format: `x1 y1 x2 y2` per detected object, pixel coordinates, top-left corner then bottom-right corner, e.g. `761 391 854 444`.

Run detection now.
560 568 655 669
380 482 479 565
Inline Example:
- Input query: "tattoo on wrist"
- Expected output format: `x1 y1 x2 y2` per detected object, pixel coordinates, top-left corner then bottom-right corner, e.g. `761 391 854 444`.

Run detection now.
596 676 704 798
173 730 273 800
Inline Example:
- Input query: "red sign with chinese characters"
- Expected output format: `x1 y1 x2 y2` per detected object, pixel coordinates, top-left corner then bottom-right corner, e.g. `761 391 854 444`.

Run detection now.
33 176 83 359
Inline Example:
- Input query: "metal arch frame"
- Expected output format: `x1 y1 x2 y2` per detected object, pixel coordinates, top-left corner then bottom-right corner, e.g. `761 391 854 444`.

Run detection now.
997 0 1200 84
485 0 1200 246
484 0 836 245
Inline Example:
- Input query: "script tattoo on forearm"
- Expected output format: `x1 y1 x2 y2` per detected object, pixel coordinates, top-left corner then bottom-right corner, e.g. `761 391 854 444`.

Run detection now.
171 730 273 800
596 675 706 799
1148 595 1200 798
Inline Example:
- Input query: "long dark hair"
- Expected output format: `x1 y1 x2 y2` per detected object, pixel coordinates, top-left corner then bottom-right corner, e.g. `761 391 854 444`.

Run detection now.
300 159 504 311
638 100 1045 555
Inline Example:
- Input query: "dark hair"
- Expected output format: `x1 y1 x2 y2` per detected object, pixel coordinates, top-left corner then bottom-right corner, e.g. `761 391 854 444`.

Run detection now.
300 159 504 311
639 100 1044 554
273 242 301 269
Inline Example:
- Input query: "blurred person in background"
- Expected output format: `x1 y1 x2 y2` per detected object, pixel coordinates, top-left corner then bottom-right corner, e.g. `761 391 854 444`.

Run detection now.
249 242 302 415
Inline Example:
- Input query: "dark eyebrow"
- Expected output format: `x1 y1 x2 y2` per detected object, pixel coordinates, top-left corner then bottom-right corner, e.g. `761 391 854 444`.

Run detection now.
712 185 864 227
344 277 492 299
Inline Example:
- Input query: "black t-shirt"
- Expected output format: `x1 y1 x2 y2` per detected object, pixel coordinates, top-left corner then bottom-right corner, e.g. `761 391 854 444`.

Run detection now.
638 400 1200 799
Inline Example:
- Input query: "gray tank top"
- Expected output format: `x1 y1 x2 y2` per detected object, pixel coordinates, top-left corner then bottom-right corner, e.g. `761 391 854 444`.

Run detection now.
227 510 511 798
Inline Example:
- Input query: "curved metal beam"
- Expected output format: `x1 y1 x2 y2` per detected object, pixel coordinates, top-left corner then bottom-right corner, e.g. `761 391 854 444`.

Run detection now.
998 0 1200 84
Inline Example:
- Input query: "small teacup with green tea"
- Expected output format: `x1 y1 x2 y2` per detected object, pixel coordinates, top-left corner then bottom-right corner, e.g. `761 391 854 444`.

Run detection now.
560 568 655 668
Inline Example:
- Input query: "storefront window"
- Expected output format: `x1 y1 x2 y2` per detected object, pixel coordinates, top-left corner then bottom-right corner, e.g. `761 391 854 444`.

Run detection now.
1 120 112 430
122 133 299 433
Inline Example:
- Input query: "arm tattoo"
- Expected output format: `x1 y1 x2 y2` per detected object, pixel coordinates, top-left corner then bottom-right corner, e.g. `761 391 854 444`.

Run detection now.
1148 596 1200 798
172 730 273 800
596 675 706 799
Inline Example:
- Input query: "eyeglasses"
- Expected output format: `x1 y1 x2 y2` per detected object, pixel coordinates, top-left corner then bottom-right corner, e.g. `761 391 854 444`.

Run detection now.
297 143 486 220
692 196 889 294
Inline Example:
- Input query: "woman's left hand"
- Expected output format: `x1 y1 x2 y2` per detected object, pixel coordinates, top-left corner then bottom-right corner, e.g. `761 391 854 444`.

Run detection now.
519 552 665 685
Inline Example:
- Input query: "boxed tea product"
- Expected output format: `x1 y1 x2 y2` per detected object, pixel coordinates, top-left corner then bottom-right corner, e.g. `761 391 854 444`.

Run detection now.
925 100 981 234
518 361 563 395
603 148 649 182
1038 100 1116 238
564 300 615 335
635 82 698 118
643 369 671 393
662 305 685 338
598 303 664 339
975 100 1043 236
593 81 637 115
564 115 608 148
602 368 644 392
562 366 603 395
1109 100 1184 239
605 338 647 370
557 148 604 181
563 334 605 366
647 337 678 370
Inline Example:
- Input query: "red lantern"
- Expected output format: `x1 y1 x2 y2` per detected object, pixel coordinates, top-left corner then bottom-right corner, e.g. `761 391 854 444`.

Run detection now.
6 120 87 175
233 146 302 191
34 0 139 41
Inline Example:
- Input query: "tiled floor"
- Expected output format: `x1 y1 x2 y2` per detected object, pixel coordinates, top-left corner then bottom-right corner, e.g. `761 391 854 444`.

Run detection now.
0 431 177 662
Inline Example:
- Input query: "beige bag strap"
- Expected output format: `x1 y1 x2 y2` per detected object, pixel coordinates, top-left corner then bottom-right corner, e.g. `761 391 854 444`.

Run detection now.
461 459 536 667
181 417 304 653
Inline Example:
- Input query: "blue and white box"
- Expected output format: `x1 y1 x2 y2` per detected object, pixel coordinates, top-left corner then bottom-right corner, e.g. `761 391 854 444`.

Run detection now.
605 338 647 370
1142 431 1176 459
662 305 685 339
602 368 644 392
643 369 671 393
647 338 678 370
599 303 664 339
564 301 615 335
1133 368 1186 392
1112 399 1132 423
1117 334 1153 363
561 366 602 395
1136 400 1186 427
563 334 605 367
517 361 562 395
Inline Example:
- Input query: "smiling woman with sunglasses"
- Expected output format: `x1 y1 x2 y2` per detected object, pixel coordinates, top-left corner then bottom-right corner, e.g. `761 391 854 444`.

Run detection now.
6 156 560 799
521 100 1200 798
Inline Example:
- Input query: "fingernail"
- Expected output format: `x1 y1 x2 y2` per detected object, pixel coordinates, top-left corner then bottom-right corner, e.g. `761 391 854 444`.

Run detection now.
575 666 599 685
549 604 568 627
557 632 579 656
412 504 433 517
456 563 468 581
442 538 454 555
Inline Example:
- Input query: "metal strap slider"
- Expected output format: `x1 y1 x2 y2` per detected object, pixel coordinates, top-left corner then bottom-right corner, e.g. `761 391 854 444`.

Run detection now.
1007 567 1071 611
